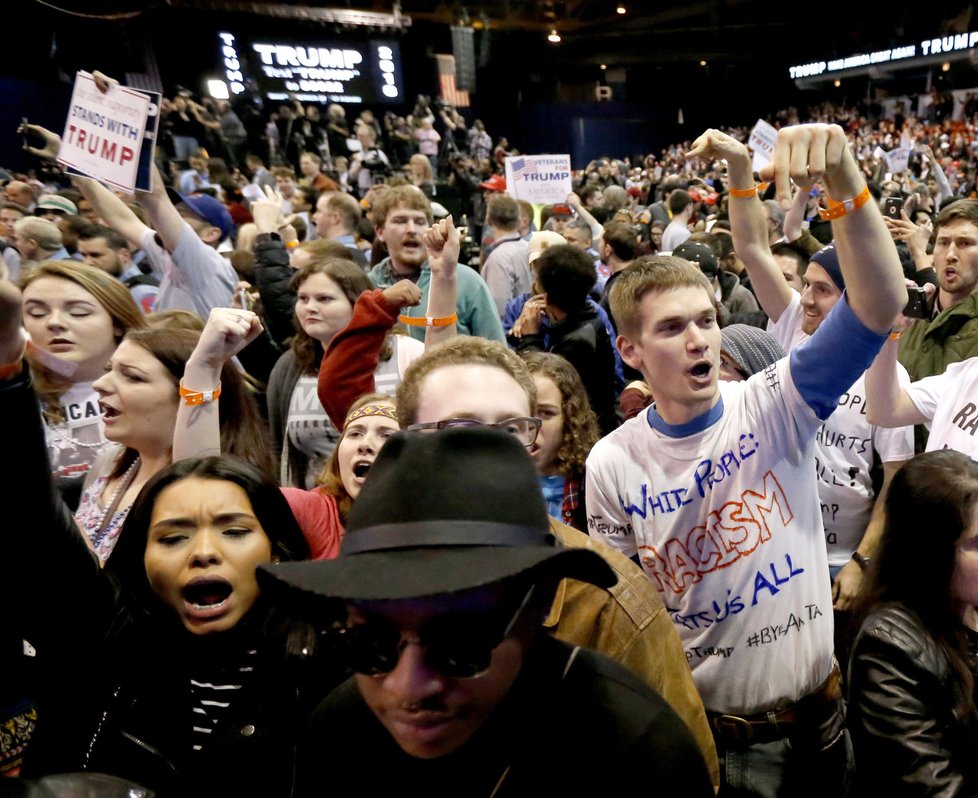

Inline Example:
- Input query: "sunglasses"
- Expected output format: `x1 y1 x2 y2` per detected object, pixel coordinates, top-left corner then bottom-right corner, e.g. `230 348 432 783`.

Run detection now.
337 585 536 679
405 417 542 448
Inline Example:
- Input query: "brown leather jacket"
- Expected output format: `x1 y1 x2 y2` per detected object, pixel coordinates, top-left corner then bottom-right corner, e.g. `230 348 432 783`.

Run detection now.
546 519 719 790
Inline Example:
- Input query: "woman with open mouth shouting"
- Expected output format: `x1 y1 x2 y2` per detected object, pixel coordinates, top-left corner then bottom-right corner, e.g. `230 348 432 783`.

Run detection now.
0 279 346 797
75 324 274 565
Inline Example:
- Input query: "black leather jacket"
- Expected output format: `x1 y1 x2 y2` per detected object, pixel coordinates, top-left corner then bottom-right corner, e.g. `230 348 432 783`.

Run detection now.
847 604 978 797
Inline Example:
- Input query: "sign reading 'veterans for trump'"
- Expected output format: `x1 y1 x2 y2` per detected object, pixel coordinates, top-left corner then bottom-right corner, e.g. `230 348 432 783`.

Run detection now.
58 71 150 193
504 154 572 204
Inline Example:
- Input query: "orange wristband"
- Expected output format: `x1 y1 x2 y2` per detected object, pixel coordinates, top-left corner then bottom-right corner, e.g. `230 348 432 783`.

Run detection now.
398 313 458 328
818 185 871 221
179 379 222 406
729 182 768 198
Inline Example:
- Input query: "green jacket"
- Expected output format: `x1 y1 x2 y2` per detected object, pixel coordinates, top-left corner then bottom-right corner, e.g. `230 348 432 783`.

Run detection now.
367 258 505 343
898 291 978 381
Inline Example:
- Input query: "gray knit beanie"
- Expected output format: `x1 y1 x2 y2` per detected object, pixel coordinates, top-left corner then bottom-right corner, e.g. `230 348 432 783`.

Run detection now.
720 324 786 377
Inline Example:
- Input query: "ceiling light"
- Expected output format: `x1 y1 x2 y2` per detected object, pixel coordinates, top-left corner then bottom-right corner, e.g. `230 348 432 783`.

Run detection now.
207 79 230 99
834 79 841 87
942 62 951 71
600 64 607 70
548 29 561 43
699 60 707 66
616 4 627 13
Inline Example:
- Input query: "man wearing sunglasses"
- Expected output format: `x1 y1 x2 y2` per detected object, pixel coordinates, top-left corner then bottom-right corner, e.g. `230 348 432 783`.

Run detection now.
263 428 714 794
390 334 719 786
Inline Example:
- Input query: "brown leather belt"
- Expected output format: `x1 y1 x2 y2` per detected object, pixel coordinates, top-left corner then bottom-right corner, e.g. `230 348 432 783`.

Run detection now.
708 664 842 746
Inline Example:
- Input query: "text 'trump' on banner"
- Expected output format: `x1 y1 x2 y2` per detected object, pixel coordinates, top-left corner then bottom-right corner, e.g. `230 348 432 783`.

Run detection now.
748 120 778 174
58 71 150 194
504 154 573 205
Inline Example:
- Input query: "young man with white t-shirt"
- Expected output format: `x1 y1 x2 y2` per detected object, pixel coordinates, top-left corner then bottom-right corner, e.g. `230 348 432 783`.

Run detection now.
700 135 913 612
585 124 906 796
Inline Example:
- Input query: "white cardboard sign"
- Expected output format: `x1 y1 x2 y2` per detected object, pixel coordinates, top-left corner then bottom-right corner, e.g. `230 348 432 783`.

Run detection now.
58 71 150 193
504 154 573 204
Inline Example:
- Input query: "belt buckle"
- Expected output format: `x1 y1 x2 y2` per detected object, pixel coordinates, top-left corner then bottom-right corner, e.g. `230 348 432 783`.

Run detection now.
712 713 754 744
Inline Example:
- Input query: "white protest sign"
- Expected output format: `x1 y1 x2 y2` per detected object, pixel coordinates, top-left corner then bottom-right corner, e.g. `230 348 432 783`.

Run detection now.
504 154 572 204
884 147 911 174
748 120 778 173
58 71 150 193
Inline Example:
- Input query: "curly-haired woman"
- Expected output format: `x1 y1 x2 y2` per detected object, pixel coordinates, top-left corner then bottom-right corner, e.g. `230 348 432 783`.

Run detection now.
522 351 600 531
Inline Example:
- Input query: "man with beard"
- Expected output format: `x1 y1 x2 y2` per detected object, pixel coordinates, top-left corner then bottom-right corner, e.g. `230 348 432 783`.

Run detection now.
367 186 503 343
896 199 978 381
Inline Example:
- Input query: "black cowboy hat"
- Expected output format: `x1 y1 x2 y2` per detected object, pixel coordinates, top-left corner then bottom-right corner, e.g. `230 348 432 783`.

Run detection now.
260 428 616 601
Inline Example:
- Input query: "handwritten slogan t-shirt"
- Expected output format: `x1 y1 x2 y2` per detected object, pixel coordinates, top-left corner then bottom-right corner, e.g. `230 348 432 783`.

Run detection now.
768 292 913 566
586 360 834 714
906 358 978 459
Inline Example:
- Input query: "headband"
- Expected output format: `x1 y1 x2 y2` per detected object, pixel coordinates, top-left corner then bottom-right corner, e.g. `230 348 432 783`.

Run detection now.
345 403 398 426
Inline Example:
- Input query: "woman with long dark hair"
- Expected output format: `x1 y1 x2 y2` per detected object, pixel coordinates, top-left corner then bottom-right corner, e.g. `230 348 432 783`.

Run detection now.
848 449 978 796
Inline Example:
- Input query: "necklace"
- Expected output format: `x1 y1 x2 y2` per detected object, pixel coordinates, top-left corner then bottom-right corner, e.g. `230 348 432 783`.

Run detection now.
52 426 108 450
90 457 141 549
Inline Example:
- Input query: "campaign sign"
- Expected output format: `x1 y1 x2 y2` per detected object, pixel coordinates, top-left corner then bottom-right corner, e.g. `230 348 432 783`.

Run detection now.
884 147 911 174
748 120 778 173
58 71 150 193
505 155 572 204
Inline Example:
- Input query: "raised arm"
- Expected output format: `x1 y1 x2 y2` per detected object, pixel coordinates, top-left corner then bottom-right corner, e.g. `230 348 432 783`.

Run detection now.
865 335 928 428
686 130 794 322
884 212 934 277
566 192 604 244
19 121 153 251
79 71 187 253
74 175 153 249
761 124 905 334
316 281 420 429
921 144 953 203
781 184 809 244
421 215 460 348
139 161 191 254
172 308 263 461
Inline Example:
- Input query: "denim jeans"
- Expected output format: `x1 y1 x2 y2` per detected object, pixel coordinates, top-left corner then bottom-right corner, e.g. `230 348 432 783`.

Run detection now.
718 693 853 798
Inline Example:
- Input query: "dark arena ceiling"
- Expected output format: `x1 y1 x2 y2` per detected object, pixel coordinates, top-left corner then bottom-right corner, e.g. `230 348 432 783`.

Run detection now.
8 0 978 138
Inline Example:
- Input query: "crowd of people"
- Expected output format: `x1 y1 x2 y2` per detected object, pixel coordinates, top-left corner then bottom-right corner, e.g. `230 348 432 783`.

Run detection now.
3 65 978 797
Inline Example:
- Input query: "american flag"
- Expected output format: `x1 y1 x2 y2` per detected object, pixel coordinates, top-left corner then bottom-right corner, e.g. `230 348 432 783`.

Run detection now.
435 54 470 108
510 157 538 179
